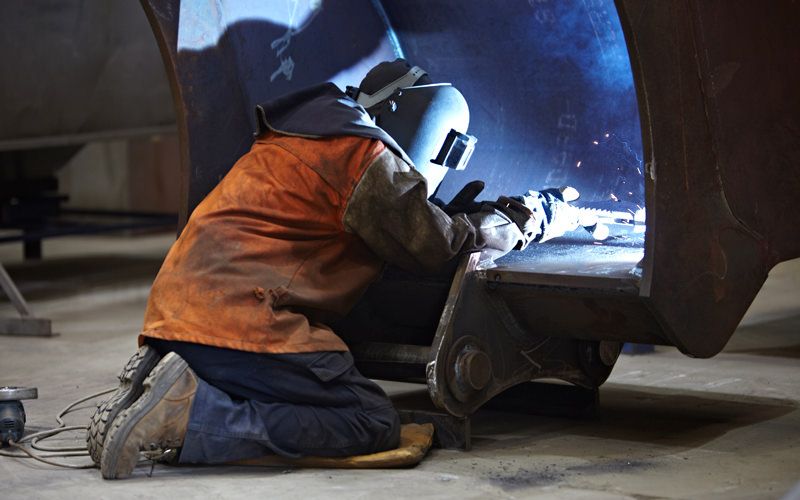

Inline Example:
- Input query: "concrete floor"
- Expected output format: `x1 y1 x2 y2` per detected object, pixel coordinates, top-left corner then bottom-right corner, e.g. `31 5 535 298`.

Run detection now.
1 234 798 499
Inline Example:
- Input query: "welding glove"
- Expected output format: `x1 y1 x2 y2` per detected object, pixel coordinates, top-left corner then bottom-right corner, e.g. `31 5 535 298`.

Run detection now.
518 187 581 243
489 186 581 249
484 196 541 250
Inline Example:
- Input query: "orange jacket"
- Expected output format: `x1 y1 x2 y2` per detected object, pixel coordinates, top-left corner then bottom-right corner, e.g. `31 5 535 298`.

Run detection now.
141 133 386 353
140 85 525 354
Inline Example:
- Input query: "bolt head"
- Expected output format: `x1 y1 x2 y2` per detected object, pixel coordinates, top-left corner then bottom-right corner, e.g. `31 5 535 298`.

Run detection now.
457 349 492 391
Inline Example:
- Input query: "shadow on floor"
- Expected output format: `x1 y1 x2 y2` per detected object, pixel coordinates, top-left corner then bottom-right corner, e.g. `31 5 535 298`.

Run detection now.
727 343 800 359
724 314 800 359
469 382 796 453
388 378 796 459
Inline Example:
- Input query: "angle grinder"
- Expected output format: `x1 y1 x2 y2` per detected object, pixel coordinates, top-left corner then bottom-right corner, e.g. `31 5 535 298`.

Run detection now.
0 386 38 446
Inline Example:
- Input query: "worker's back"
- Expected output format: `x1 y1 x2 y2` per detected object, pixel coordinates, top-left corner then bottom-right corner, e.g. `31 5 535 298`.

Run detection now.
141 132 387 354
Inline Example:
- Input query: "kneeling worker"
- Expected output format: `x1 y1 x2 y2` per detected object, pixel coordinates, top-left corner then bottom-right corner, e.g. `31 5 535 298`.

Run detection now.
88 59 579 479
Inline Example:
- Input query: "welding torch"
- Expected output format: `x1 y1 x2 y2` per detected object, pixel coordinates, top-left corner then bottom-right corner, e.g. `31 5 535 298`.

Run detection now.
558 187 646 241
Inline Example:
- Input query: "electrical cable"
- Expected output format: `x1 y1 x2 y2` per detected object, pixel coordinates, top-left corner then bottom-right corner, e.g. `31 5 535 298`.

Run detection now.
0 388 115 469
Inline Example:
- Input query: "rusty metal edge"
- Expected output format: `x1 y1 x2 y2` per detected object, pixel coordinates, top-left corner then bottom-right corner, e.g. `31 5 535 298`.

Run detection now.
614 0 656 301
426 252 480 413
139 1 191 232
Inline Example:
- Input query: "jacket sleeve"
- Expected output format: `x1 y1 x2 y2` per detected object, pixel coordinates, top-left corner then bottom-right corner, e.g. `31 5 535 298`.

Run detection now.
342 148 524 274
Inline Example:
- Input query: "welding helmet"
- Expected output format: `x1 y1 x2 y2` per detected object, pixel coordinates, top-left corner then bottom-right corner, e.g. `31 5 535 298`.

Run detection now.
348 59 477 198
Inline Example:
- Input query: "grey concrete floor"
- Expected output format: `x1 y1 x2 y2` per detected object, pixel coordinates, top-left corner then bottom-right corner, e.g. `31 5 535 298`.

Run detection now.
1 234 798 499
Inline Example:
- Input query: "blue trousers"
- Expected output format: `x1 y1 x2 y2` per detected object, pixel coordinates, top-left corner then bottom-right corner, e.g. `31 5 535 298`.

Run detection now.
146 339 400 464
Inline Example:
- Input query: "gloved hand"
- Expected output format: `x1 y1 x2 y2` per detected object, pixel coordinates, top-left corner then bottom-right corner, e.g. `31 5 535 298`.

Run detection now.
518 187 581 243
488 186 582 249
485 195 541 250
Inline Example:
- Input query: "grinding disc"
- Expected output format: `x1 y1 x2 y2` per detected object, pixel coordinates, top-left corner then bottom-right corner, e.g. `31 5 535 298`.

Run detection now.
0 386 38 401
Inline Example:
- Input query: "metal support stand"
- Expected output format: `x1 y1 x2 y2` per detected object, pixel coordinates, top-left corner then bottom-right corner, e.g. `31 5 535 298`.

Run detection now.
391 381 599 450
0 264 53 336
392 390 472 450
398 409 471 451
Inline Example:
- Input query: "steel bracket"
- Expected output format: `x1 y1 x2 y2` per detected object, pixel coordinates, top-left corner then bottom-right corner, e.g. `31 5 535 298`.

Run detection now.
426 253 618 417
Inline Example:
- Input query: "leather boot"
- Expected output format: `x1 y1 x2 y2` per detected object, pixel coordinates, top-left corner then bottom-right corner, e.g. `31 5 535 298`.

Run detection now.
87 345 161 465
100 352 197 479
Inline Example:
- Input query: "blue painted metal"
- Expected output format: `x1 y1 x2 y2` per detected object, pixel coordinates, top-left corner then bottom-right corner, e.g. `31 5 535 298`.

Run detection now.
151 0 641 221
380 0 643 208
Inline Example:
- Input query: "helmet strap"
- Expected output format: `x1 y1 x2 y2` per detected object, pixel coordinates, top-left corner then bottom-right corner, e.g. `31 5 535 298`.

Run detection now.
354 66 427 109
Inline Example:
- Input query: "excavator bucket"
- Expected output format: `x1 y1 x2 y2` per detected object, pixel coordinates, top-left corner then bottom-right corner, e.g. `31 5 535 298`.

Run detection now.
140 0 799 416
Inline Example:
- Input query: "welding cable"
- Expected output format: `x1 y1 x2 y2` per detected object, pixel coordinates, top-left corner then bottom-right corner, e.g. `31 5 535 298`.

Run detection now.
31 388 115 453
0 387 115 469
2 440 93 469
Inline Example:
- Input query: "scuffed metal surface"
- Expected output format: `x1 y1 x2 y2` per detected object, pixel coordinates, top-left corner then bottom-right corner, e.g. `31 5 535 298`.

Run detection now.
617 0 800 356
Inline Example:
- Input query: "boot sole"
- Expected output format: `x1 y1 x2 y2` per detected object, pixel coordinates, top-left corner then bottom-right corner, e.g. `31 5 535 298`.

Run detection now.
87 345 161 465
100 352 189 479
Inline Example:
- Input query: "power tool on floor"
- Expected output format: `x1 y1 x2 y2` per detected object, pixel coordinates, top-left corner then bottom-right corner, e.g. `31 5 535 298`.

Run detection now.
0 386 38 446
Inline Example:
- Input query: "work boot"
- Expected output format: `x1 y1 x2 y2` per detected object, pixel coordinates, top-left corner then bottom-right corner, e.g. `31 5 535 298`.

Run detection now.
87 345 161 465
100 352 197 479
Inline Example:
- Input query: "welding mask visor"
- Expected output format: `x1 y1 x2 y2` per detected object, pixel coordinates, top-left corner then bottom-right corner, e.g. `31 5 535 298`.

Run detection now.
352 60 477 198
374 84 476 197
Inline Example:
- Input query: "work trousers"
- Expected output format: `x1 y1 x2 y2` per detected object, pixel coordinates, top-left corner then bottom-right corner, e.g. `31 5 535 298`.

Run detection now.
146 339 400 464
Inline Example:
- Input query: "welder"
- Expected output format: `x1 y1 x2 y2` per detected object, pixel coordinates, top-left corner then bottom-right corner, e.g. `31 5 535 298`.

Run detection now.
88 59 580 479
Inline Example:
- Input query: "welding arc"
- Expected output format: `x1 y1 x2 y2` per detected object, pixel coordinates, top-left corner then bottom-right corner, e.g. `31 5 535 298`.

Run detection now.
0 388 114 469
568 206 646 241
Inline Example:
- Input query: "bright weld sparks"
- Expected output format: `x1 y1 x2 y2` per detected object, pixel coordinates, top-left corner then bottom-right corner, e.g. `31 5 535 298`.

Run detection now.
576 161 582 167
610 193 619 201
592 140 599 145
604 133 610 138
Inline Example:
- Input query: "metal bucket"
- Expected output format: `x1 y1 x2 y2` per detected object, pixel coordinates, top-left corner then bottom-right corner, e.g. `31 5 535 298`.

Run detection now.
140 0 800 414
